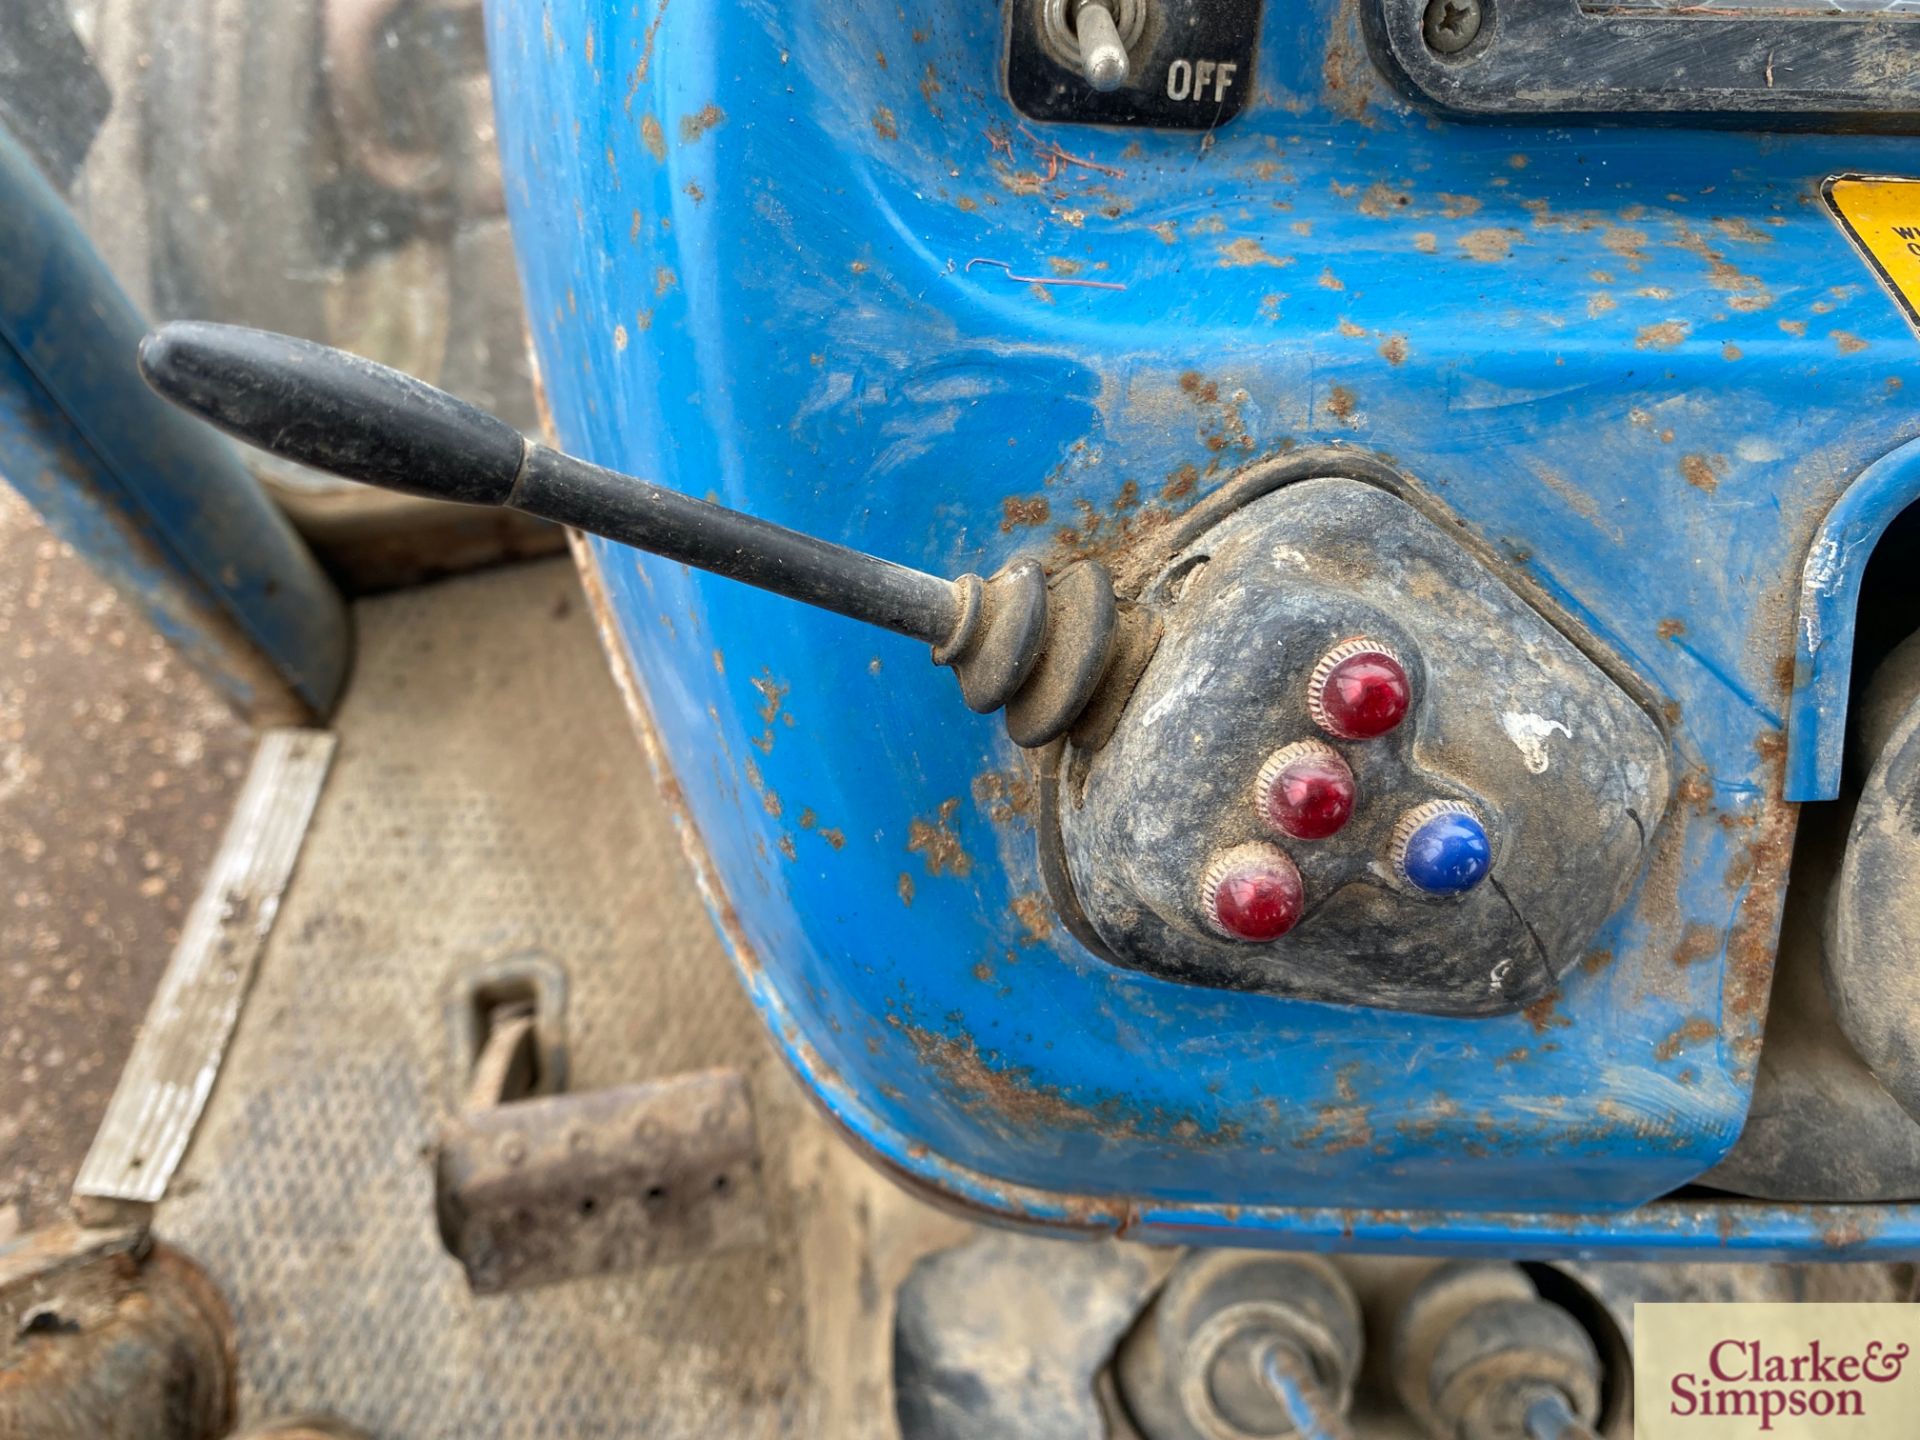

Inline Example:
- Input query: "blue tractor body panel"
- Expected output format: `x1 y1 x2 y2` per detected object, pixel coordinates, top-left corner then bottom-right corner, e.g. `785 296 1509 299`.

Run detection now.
485 0 1920 1254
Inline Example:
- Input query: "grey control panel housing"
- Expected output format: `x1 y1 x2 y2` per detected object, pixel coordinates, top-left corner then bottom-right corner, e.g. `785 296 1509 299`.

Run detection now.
1052 479 1672 1016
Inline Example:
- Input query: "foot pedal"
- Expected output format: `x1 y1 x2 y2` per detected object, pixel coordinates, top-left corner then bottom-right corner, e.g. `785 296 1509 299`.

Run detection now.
433 959 768 1295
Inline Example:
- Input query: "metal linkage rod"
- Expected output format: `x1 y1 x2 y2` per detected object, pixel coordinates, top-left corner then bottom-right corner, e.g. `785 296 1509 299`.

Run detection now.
1259 1341 1357 1440
1523 1388 1601 1440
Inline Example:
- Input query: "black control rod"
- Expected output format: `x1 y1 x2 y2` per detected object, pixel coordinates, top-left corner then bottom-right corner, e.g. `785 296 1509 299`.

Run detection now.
139 323 961 647
138 322 1139 748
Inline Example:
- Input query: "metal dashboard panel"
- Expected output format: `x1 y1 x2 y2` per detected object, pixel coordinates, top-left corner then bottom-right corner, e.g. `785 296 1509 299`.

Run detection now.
1366 0 1920 127
485 0 1920 1234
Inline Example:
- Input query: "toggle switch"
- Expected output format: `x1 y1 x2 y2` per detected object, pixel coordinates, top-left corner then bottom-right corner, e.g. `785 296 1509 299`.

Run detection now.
1008 0 1261 131
1073 0 1131 90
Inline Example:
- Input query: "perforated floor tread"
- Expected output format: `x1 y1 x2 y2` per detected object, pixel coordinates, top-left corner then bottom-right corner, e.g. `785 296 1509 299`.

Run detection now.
157 560 813 1436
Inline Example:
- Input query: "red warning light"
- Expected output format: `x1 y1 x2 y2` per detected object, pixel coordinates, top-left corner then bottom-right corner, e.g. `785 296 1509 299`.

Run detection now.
1257 741 1356 840
1308 640 1410 741
1202 844 1305 943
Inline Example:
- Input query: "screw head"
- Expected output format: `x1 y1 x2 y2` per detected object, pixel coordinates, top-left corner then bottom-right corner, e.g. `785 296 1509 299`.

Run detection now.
1422 0 1483 56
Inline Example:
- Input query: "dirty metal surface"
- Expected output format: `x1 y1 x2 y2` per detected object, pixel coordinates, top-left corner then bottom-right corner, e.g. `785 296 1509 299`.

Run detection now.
0 1221 146 1334
1116 1251 1367 1440
1785 433 1920 800
490 1 1920 1239
892 1244 1907 1438
435 1068 768 1294
74 730 335 1208
154 561 821 1436
893 1231 1172 1440
0 480 256 1231
0 1224 236 1440
1367 0 1920 125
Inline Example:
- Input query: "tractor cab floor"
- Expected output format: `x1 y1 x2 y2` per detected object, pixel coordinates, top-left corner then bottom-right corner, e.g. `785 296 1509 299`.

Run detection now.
155 557 966 1437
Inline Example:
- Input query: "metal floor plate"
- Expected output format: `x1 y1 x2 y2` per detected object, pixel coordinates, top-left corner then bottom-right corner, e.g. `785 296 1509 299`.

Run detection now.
76 728 335 1208
154 560 858 1436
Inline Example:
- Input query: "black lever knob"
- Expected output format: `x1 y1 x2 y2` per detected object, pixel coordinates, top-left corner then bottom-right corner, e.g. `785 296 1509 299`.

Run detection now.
138 322 1152 748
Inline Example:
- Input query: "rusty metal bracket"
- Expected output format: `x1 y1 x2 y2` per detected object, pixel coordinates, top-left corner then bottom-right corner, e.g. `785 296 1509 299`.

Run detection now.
443 952 570 1107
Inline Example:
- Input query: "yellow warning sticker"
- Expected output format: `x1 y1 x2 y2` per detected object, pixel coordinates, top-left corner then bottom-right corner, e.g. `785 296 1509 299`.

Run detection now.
1825 174 1920 339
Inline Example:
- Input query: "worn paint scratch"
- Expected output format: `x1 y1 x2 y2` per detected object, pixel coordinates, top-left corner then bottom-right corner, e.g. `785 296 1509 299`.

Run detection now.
908 798 972 878
1500 712 1570 775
